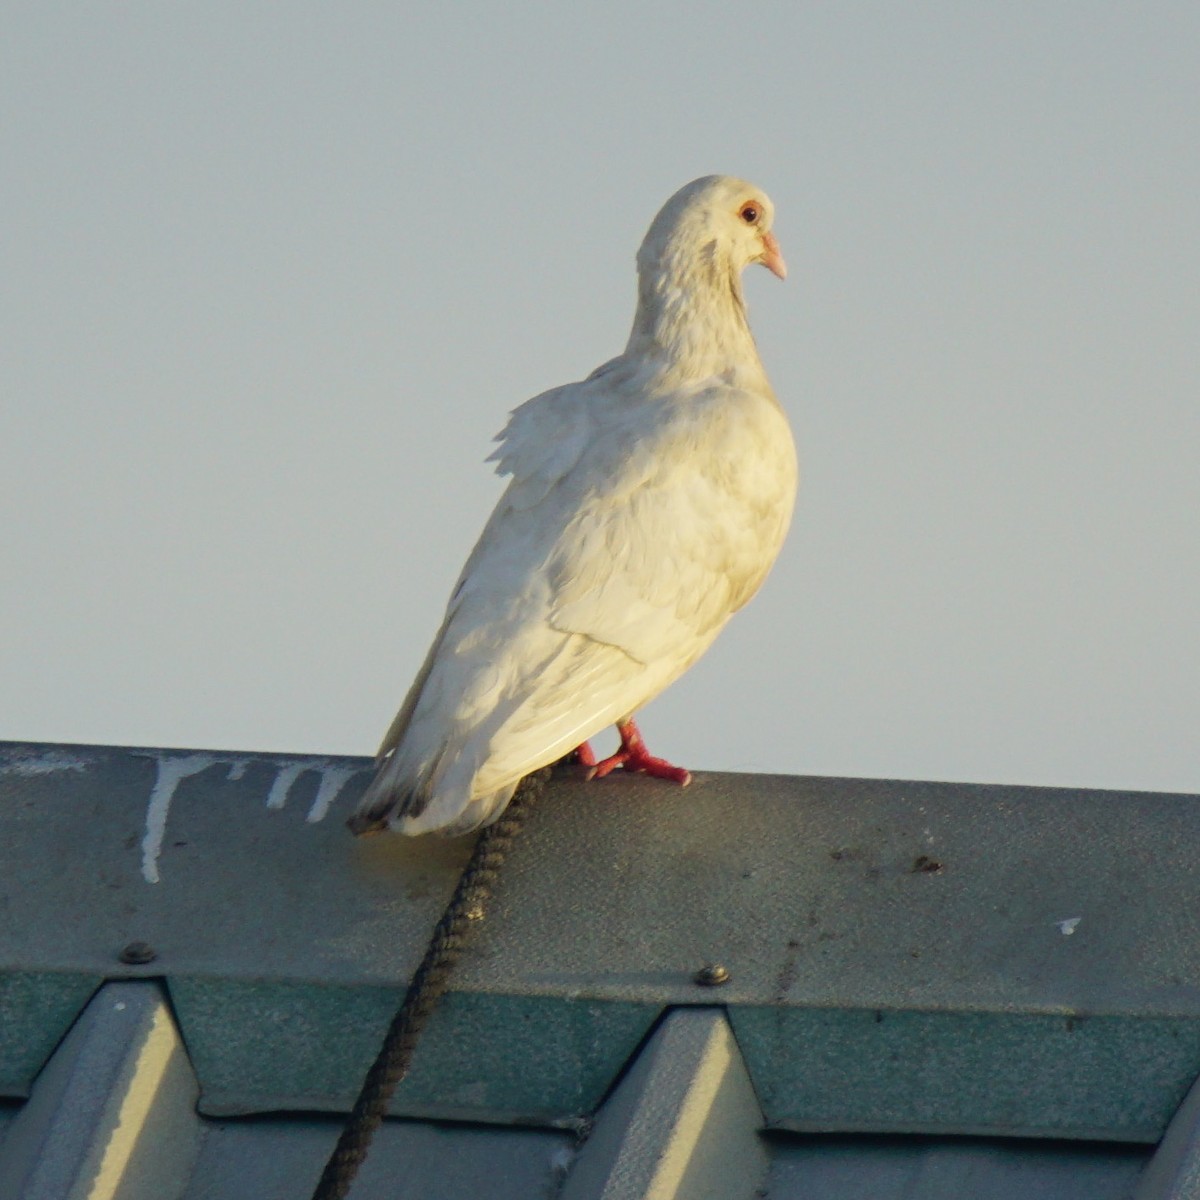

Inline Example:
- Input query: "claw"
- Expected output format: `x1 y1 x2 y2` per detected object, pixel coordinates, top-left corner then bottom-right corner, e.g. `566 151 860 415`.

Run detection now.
580 719 691 786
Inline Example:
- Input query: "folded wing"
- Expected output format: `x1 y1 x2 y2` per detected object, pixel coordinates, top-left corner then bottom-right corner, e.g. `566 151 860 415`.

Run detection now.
354 374 796 835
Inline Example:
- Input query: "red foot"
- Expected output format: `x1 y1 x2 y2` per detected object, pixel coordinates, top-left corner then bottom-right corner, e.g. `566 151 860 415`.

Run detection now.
576 719 691 785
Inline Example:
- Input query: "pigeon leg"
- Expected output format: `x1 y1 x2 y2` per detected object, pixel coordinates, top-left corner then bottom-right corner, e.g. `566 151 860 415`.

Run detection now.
572 741 597 768
585 719 692 785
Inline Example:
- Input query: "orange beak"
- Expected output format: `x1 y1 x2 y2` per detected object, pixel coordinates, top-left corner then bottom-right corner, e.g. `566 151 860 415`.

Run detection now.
760 231 787 280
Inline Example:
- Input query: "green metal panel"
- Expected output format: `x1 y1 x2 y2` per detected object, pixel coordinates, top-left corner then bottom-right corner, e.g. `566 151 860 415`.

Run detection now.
4 739 1200 1140
170 977 657 1121
0 972 101 1096
732 1007 1200 1141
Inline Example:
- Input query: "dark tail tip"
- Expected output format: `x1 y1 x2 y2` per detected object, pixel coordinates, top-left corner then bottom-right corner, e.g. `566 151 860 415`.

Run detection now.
347 811 389 836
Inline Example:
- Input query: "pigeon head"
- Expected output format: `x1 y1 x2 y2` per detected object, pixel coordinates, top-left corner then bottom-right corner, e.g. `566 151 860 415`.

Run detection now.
629 175 784 378
638 175 785 285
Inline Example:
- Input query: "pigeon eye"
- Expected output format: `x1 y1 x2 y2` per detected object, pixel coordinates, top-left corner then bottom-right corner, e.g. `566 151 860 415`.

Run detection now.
739 202 760 224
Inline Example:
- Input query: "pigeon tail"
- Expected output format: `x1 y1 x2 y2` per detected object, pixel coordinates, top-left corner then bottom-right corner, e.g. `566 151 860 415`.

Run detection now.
350 763 518 837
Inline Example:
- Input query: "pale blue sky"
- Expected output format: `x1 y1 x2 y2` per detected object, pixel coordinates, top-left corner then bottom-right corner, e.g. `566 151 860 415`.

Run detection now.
3 4 1198 794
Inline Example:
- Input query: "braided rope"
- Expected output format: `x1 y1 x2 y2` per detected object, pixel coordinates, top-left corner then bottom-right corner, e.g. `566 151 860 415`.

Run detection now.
311 767 549 1200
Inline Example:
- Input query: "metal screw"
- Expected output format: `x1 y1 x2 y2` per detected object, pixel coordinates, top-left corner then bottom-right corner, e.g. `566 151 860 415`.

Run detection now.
118 941 157 965
694 963 730 987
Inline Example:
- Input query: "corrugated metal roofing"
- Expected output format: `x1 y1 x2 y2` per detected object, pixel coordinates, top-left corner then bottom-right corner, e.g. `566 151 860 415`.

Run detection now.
1 739 1199 1198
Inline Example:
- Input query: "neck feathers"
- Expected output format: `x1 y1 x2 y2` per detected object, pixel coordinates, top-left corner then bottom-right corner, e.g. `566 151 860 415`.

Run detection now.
626 236 766 386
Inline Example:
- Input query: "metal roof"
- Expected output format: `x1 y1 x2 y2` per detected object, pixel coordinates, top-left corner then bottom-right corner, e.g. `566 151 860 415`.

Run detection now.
1 739 1199 1197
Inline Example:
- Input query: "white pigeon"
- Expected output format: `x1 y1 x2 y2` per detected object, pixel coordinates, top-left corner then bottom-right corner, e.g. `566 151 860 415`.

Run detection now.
352 175 798 837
